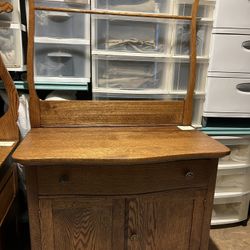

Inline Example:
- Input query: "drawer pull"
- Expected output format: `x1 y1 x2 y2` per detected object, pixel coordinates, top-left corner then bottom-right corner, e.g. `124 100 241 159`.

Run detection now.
48 52 72 58
242 41 250 50
236 83 250 93
185 171 194 178
48 12 72 22
59 174 70 184
130 233 138 241
0 2 13 14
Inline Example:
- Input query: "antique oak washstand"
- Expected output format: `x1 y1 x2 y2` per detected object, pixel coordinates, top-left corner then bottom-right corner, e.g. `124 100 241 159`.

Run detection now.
13 0 230 249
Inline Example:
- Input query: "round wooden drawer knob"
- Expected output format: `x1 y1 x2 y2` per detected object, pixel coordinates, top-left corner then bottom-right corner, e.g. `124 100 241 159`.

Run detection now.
185 171 194 178
130 234 138 241
59 174 69 183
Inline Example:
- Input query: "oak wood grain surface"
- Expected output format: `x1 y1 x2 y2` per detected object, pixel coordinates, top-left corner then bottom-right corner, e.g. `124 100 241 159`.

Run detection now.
39 100 184 127
0 144 17 168
0 166 16 226
13 127 229 166
36 160 215 196
0 45 19 141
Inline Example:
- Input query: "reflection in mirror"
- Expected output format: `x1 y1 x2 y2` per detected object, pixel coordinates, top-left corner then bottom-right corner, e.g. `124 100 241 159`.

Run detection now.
0 89 9 118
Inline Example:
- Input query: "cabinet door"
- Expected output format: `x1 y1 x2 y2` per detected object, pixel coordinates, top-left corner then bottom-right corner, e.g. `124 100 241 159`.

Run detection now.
126 189 206 250
39 197 125 250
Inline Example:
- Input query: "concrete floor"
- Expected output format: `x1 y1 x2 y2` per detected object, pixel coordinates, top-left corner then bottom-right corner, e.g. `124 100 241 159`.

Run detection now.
209 221 250 250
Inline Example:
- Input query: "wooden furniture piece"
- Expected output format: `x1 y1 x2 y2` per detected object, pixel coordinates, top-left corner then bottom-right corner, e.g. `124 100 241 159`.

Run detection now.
13 0 230 249
0 36 19 249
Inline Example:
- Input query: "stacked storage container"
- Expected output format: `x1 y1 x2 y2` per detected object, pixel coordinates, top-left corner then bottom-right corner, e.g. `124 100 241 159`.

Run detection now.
204 0 250 118
212 136 250 225
91 0 216 126
34 0 90 85
0 0 27 72
202 0 250 226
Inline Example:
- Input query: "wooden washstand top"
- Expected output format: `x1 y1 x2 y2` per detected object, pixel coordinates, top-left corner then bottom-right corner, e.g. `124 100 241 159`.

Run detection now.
13 126 230 166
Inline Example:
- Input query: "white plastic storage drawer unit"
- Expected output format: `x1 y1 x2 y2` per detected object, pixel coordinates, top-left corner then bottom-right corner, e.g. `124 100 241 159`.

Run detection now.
0 0 22 24
211 194 250 225
204 77 250 117
0 23 26 70
209 33 250 74
214 0 250 30
34 43 90 82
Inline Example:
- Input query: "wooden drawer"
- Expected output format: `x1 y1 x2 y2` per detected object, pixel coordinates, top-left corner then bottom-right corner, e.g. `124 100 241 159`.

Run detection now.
37 159 216 196
214 0 250 30
0 167 17 225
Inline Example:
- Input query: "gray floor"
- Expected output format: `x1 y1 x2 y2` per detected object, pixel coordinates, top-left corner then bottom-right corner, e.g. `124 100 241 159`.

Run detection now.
209 220 250 250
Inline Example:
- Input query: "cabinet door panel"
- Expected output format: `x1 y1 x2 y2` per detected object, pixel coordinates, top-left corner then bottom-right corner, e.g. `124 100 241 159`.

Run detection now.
39 198 124 250
126 190 206 250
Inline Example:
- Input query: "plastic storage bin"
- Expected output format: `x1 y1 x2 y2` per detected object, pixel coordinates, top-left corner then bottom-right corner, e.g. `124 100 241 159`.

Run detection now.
92 55 166 91
34 43 90 80
204 77 250 117
211 194 249 225
92 16 169 54
93 17 211 57
215 167 250 195
0 23 25 69
35 10 89 40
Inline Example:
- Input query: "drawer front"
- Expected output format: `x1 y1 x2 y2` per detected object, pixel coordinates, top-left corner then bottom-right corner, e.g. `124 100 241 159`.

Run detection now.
0 168 16 225
216 167 250 194
34 43 90 79
204 77 250 115
35 11 90 40
93 56 207 93
92 16 170 55
214 0 250 29
92 16 211 57
211 194 249 225
209 34 250 74
93 56 166 91
37 159 216 196
0 25 23 68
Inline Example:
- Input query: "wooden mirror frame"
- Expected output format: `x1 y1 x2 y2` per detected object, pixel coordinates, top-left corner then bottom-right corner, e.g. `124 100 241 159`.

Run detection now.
0 53 19 141
27 0 199 128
